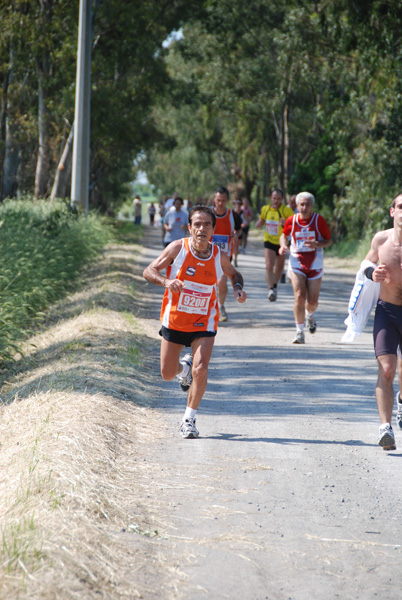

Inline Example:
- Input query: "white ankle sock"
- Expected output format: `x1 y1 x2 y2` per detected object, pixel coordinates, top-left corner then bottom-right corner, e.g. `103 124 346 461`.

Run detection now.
184 407 197 420
296 322 304 332
177 361 189 379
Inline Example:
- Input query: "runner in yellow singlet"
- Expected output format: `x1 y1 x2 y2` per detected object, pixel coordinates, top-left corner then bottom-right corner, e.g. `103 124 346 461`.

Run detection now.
255 189 293 301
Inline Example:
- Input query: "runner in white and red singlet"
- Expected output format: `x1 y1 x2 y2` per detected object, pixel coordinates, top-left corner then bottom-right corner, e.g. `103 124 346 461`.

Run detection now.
143 206 247 439
279 191 332 344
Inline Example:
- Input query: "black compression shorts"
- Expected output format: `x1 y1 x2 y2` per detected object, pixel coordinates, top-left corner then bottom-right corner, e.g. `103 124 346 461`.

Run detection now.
159 326 216 347
373 300 402 357
264 240 280 255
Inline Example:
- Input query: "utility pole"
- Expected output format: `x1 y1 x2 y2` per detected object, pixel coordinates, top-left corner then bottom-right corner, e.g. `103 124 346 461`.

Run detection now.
71 0 92 212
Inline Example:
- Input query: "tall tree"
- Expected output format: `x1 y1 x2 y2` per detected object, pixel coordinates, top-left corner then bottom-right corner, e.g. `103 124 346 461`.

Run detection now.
0 1 201 209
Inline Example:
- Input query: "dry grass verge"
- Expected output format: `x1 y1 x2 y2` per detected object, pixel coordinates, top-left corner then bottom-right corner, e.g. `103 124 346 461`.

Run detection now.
0 242 169 599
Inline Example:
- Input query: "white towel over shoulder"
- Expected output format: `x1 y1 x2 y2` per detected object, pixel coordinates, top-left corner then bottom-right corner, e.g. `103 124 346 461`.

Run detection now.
341 260 380 343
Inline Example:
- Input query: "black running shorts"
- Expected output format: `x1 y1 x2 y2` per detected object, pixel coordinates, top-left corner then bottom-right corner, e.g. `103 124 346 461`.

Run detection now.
373 300 402 357
264 241 280 255
159 326 216 347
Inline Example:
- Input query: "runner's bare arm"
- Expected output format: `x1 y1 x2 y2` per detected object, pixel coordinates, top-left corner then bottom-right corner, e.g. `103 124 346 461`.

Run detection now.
255 216 264 229
242 212 250 226
278 232 288 255
364 231 390 282
220 252 247 303
143 240 184 293
364 231 384 264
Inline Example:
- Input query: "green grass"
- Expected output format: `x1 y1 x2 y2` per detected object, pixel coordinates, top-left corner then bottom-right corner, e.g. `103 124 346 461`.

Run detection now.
123 344 141 366
111 219 143 243
1 515 45 576
327 232 371 262
327 237 361 258
0 197 113 362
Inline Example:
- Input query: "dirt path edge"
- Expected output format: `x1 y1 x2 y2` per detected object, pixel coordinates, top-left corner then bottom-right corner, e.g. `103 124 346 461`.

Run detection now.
0 240 170 600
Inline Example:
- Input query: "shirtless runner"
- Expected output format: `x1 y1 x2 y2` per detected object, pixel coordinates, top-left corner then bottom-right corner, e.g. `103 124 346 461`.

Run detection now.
364 192 402 450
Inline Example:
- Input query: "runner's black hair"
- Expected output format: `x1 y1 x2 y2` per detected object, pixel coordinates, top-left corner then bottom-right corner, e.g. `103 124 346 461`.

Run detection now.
391 192 402 208
189 205 216 228
214 186 229 199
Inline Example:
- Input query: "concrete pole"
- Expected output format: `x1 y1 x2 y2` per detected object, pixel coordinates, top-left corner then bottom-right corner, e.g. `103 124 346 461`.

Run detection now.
71 0 91 212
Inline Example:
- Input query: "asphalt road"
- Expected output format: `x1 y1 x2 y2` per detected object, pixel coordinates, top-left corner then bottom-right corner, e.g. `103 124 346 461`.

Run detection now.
136 225 401 600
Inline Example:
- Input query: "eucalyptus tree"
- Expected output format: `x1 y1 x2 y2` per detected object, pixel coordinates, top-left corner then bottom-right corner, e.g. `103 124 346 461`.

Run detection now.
0 0 400 231
0 0 200 210
146 0 341 204
74 0 205 211
314 0 402 238
0 1 77 199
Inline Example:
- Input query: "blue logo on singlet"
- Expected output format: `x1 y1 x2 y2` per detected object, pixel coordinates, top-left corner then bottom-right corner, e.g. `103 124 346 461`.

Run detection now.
186 267 196 276
349 283 363 312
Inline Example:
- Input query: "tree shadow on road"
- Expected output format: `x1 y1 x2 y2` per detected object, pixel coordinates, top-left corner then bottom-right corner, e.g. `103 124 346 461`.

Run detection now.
159 343 381 422
203 432 375 448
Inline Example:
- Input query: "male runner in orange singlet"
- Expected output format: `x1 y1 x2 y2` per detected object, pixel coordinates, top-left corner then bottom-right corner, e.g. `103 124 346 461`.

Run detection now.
143 205 247 439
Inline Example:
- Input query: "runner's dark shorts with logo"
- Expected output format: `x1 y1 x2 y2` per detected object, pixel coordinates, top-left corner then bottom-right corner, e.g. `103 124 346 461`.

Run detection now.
159 326 216 347
373 300 402 357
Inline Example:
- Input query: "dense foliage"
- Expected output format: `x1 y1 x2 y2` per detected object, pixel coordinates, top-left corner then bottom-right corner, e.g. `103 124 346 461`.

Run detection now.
0 0 199 212
1 1 401 241
142 0 402 241
0 198 112 361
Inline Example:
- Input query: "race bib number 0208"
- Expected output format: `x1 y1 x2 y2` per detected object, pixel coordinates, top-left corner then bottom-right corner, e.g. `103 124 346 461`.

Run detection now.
177 280 213 315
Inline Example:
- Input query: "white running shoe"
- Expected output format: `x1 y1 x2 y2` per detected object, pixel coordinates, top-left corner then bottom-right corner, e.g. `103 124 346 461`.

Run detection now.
292 331 305 344
306 315 317 334
219 306 228 322
178 353 193 392
268 288 276 302
378 423 396 451
180 417 199 439
396 392 402 430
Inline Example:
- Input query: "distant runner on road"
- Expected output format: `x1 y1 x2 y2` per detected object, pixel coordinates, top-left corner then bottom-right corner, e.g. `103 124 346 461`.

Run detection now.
363 192 402 451
163 197 188 247
212 187 242 322
143 205 247 439
279 191 332 344
255 189 294 302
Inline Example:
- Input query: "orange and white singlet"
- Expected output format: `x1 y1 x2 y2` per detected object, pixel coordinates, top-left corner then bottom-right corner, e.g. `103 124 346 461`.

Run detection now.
161 238 223 332
212 209 235 257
